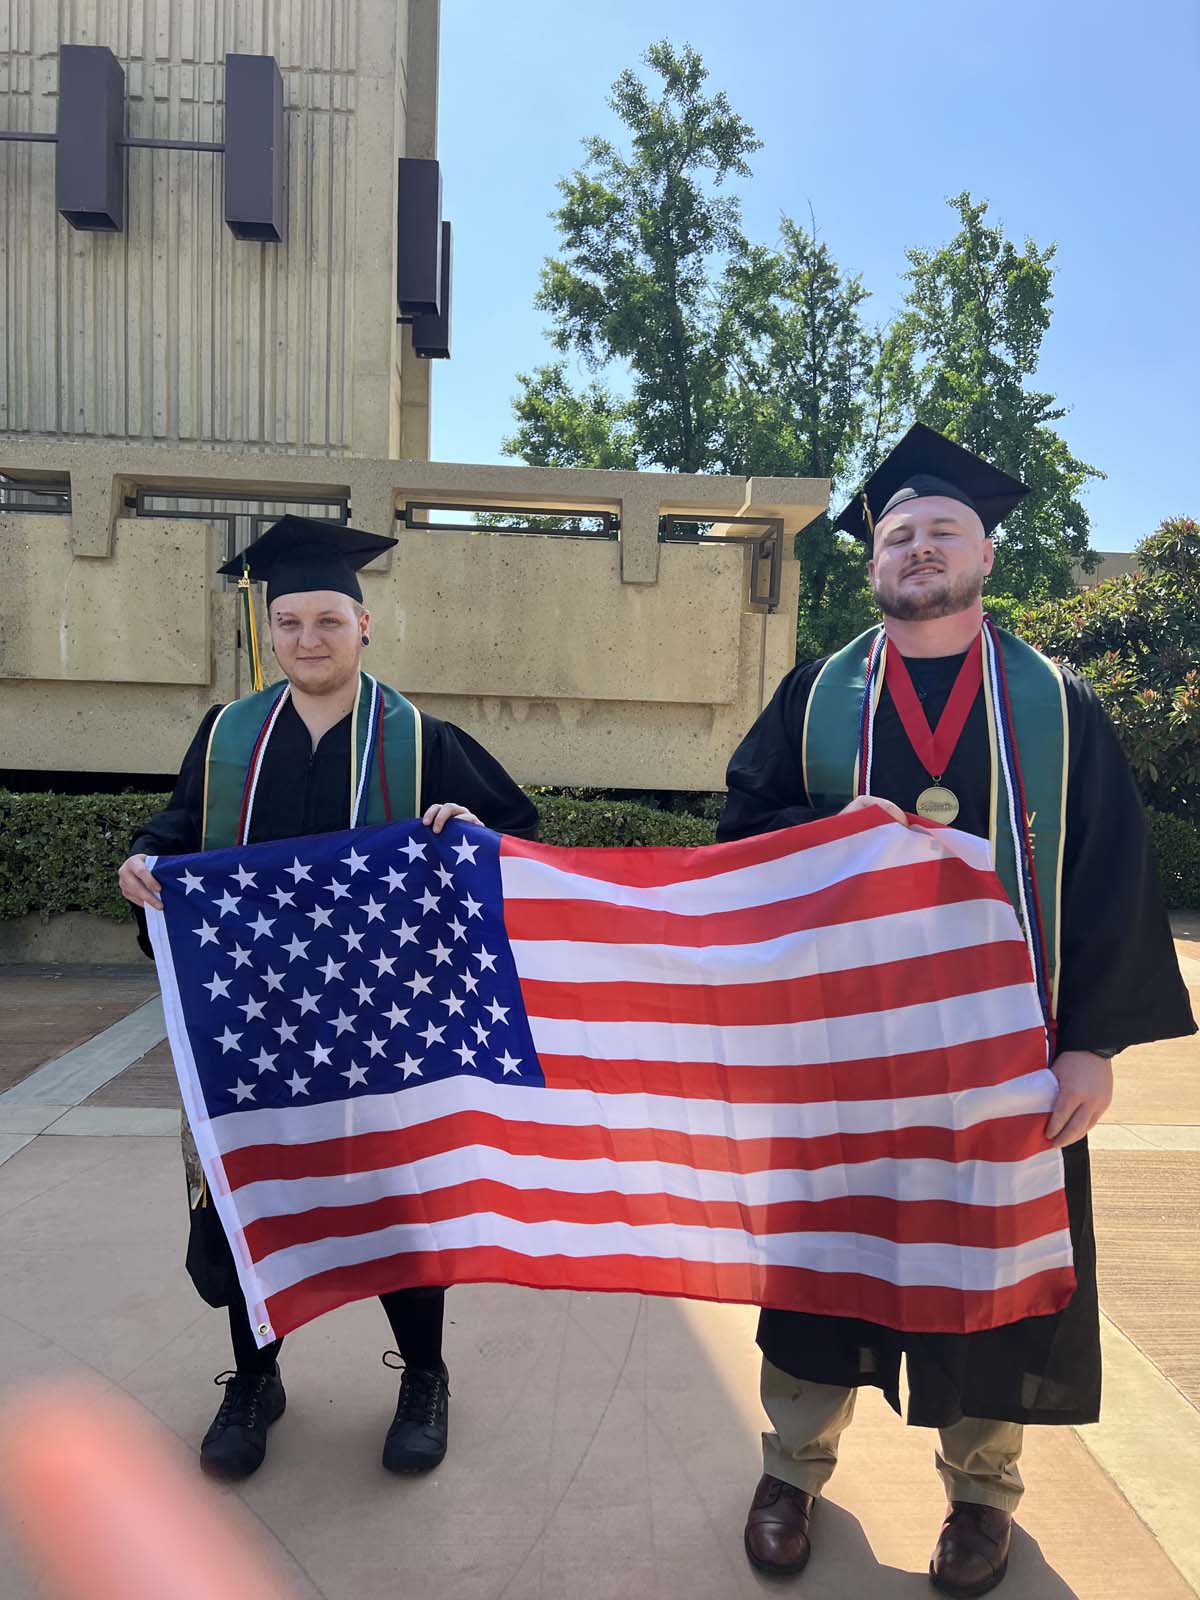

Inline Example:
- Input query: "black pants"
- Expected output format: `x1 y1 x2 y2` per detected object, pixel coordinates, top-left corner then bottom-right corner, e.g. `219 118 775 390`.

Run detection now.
228 1283 446 1375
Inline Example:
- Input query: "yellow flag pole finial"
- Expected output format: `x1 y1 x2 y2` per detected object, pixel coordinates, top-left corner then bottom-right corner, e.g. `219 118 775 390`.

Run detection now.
237 564 265 693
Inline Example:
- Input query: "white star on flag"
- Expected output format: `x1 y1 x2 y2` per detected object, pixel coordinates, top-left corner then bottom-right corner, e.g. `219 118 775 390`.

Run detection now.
306 906 334 929
196 922 219 947
385 1003 410 1029
363 897 386 923
342 1062 369 1087
401 838 426 863
319 955 344 984
384 866 407 893
441 992 466 1018
251 1047 277 1074
327 880 351 901
353 979 376 1006
454 1042 477 1068
262 966 285 992
417 887 440 914
274 1018 298 1044
215 1027 242 1055
203 973 232 1001
452 838 479 865
435 864 455 889
398 1054 423 1079
285 858 312 883
393 921 419 947
364 1033 387 1059
429 940 453 966
461 971 480 996
285 1070 310 1096
233 866 257 889
294 989 321 1016
371 952 398 977
340 926 364 952
230 944 253 969
248 911 275 941
343 847 370 876
486 998 510 1024
232 1079 256 1103
269 886 295 909
180 870 204 895
448 916 467 942
462 893 483 920
239 996 267 1023
497 1050 522 1076
283 933 310 962
475 947 497 972
306 1041 334 1068
406 972 433 997
419 1021 445 1047
331 1009 358 1036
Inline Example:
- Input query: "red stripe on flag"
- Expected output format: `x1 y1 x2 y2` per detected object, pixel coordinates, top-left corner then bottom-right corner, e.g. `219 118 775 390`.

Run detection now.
503 857 1007 945
221 1110 1053 1189
243 1181 1070 1262
499 807 896 887
263 1246 1077 1341
518 941 1035 1026
537 1032 1047 1101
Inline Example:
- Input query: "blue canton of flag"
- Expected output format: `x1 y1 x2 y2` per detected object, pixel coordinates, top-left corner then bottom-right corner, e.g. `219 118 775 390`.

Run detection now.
150 821 543 1118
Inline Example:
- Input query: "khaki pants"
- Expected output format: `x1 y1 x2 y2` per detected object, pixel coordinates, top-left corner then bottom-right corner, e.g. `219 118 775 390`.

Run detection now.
761 1357 1024 1514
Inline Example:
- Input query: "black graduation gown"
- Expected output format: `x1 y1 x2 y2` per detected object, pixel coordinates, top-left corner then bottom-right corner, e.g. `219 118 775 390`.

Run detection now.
132 696 539 1306
718 650 1196 1427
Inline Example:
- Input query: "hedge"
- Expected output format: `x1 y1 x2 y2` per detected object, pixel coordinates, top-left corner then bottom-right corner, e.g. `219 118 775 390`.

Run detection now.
2 788 1196 924
0 789 717 925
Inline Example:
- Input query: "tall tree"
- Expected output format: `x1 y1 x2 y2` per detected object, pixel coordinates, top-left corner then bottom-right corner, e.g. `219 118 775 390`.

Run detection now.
505 41 759 473
882 192 1102 598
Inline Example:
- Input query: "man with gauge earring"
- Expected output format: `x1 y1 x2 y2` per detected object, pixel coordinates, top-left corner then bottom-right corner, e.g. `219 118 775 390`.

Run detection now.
118 516 537 1484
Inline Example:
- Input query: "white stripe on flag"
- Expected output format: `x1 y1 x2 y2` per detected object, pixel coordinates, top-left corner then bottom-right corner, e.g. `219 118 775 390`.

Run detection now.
499 822 952 914
249 1212 1075 1301
509 897 1023 984
525 985 1046 1067
230 1144 1070 1229
207 1067 1060 1157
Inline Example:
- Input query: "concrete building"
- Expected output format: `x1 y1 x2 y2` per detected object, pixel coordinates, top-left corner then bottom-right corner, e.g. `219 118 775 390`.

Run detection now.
0 0 825 792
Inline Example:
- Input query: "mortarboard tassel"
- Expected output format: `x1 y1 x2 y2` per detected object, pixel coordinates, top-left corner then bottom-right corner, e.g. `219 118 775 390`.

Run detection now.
237 565 265 693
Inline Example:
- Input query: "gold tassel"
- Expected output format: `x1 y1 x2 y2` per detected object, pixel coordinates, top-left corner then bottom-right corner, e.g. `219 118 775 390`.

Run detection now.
238 567 264 692
861 491 876 537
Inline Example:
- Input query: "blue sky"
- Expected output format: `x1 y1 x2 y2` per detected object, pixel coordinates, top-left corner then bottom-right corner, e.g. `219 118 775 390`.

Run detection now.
432 0 1199 553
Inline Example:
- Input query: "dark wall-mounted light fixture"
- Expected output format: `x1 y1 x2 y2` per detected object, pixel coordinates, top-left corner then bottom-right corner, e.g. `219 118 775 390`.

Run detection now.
0 45 286 240
411 221 452 360
396 157 443 317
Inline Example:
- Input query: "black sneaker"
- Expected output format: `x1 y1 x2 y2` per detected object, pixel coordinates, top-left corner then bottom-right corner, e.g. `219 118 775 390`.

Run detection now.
381 1353 449 1474
200 1368 286 1480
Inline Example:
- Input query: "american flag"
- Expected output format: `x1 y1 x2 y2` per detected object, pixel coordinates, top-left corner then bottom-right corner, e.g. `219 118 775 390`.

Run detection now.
146 808 1076 1347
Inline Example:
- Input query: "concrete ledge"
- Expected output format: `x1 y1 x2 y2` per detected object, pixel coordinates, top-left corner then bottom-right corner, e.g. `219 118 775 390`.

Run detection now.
0 913 143 966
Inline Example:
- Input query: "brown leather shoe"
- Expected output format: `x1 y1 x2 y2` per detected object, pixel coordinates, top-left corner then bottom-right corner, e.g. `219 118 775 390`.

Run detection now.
929 1502 1013 1597
744 1473 815 1575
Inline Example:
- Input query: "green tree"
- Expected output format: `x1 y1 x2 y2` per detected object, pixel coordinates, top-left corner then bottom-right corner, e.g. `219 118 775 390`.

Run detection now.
505 40 760 473
1018 517 1200 817
882 193 1102 599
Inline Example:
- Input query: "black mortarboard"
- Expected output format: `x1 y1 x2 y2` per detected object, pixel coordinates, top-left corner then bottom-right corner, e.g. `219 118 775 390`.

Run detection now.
833 423 1030 546
218 515 398 605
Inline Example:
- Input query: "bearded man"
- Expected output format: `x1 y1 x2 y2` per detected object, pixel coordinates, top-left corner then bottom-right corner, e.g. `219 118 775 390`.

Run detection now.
718 425 1194 1596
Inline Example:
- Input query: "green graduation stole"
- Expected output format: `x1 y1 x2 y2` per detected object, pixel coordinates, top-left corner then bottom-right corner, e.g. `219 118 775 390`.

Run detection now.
802 623 1069 1021
201 673 422 851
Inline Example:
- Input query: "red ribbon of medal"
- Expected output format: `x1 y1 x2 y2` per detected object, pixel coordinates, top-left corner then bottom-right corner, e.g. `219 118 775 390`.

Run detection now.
884 637 984 800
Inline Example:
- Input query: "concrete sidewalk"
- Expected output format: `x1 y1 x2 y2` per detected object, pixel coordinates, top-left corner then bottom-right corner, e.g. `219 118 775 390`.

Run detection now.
1 939 1197 1600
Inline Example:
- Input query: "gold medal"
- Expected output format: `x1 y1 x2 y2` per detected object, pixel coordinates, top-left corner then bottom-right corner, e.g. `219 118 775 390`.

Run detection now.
915 785 959 823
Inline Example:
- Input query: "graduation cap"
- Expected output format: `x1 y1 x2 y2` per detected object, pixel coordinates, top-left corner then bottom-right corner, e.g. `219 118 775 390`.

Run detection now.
218 515 398 605
833 423 1030 547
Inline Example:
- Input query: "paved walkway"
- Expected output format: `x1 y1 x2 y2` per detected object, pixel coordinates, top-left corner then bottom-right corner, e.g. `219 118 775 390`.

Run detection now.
1 929 1197 1600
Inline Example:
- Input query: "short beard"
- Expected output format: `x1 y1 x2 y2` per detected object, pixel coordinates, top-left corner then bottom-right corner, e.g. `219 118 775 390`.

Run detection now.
872 570 984 622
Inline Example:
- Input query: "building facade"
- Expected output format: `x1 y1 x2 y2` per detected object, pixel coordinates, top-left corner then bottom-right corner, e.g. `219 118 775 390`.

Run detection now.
0 0 826 791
